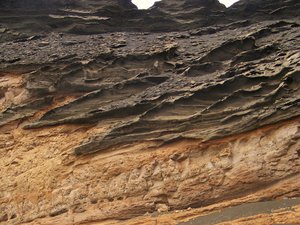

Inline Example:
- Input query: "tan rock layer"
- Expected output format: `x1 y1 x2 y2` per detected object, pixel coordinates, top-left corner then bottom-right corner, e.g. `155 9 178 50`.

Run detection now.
124 201 300 225
1 116 299 224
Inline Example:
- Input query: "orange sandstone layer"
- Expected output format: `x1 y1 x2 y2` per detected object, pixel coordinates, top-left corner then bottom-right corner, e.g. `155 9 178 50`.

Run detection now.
1 116 299 225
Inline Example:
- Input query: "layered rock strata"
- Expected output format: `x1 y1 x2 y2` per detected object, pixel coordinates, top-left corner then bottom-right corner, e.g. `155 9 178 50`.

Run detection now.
0 0 299 224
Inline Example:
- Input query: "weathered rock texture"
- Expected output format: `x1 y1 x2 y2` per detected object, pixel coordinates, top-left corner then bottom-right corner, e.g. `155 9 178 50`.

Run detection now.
0 0 299 224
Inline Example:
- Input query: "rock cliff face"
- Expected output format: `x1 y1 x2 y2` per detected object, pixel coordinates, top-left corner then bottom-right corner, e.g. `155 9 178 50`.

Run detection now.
0 0 299 224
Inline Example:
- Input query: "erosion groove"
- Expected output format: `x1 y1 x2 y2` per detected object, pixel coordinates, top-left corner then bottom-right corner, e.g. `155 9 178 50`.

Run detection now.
0 0 299 224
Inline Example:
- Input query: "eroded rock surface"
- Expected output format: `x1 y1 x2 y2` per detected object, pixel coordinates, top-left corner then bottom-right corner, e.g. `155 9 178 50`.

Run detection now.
0 0 299 224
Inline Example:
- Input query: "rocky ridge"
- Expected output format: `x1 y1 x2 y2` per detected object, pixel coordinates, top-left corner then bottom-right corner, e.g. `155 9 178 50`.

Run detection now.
0 0 299 224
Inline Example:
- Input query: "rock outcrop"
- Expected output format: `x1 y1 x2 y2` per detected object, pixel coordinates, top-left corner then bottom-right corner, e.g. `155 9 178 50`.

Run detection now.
0 0 299 224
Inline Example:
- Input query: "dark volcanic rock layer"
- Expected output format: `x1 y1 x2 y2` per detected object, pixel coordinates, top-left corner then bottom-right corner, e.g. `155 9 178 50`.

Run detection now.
1 0 299 38
1 18 299 155
0 0 299 225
